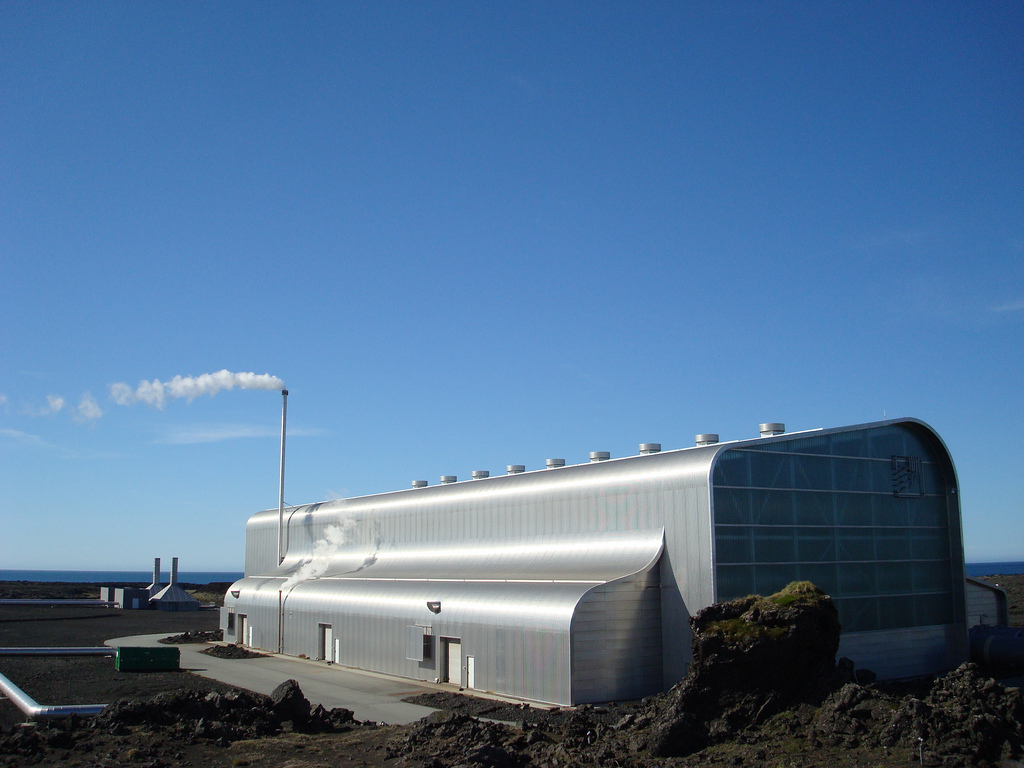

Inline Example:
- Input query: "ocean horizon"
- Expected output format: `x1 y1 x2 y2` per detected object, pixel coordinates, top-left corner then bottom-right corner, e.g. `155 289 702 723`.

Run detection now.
0 569 243 584
1 562 1021 583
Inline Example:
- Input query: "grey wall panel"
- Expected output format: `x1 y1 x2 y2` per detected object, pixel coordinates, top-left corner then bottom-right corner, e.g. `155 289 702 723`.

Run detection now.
838 624 968 679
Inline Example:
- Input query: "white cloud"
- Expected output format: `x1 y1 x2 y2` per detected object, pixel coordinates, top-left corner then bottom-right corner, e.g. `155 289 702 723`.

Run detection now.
0 394 7 408
0 427 50 449
45 395 65 413
156 423 327 445
74 392 103 423
990 298 1024 313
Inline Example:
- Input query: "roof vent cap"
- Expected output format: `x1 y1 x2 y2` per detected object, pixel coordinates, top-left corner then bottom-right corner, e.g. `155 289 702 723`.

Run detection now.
639 443 661 455
507 464 525 474
545 458 566 469
589 451 610 462
759 423 786 437
412 480 428 488
471 470 490 479
695 434 719 446
440 475 458 484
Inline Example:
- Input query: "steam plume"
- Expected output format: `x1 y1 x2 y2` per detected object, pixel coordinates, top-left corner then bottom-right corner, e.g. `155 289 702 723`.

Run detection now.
281 519 357 591
111 370 285 409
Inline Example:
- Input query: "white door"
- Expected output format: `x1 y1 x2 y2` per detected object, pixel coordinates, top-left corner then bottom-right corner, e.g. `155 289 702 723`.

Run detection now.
320 624 333 660
237 615 247 646
467 656 475 689
446 639 462 685
334 637 341 664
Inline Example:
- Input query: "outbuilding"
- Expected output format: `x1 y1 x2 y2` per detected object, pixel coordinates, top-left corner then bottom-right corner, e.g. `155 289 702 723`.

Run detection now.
221 418 967 705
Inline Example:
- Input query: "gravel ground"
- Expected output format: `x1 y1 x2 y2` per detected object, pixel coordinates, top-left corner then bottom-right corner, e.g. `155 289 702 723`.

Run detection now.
0 599 234 731
1 579 1021 768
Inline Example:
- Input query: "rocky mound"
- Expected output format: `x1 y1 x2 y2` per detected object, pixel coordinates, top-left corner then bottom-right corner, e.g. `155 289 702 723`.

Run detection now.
0 679 360 763
200 643 268 659
160 629 223 644
638 581 843 756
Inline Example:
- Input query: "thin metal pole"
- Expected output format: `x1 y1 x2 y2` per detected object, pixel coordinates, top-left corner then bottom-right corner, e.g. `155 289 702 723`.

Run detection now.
278 389 288 565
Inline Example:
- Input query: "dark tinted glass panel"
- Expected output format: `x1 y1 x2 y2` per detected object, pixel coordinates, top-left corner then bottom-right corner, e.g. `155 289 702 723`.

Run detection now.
834 493 873 526
716 531 752 564
747 451 792 489
713 452 749 486
792 491 833 525
796 527 836 561
717 565 754 600
752 528 796 561
792 455 834 490
753 564 799 596
877 562 913 594
714 488 752 525
878 595 916 630
875 529 912 561
837 562 877 596
834 597 878 632
754 492 794 525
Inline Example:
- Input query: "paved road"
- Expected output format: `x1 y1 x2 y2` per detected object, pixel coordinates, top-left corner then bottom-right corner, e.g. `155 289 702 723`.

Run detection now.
105 634 438 725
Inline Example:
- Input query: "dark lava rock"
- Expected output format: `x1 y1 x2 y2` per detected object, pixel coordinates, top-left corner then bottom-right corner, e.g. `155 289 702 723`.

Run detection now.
270 678 311 727
160 629 223 644
199 643 268 659
642 581 842 757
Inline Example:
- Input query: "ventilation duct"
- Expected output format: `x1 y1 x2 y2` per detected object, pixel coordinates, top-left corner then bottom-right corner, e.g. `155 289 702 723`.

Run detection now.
506 465 525 474
695 434 719 446
759 423 786 437
639 443 661 455
412 480 428 488
471 470 490 479
440 475 457 484
589 451 610 462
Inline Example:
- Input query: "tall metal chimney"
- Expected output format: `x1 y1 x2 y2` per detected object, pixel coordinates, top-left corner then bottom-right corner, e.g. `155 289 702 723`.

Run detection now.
278 389 288 565
170 557 179 586
147 558 162 597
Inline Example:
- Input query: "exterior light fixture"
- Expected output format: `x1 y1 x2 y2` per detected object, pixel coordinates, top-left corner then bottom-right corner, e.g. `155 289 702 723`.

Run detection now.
426 601 441 614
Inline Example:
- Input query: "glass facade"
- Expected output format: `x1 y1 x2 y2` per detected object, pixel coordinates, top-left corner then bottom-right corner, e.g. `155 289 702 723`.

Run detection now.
712 424 962 633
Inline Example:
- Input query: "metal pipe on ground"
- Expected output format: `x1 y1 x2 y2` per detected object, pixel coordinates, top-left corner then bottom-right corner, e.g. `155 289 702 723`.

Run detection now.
0 600 117 607
0 647 116 656
0 671 107 720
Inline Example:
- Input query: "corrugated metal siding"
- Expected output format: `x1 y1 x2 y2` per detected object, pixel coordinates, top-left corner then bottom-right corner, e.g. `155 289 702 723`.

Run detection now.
965 579 1008 627
571 567 662 703
838 624 968 679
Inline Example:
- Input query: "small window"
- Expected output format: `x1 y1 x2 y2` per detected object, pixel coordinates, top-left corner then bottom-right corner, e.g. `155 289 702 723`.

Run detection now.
406 625 433 661
227 612 235 631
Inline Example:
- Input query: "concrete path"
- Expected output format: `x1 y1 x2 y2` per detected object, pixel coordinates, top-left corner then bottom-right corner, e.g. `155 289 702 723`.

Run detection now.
105 634 438 725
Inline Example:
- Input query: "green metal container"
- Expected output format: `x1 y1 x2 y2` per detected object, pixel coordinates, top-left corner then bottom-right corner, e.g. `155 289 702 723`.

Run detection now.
114 645 180 671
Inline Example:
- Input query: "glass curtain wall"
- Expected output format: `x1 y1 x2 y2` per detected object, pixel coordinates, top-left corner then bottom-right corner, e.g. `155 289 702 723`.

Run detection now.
712 424 963 633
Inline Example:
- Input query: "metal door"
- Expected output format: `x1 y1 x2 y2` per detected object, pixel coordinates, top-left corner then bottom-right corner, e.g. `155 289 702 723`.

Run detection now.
444 638 462 686
237 615 247 646
319 624 333 661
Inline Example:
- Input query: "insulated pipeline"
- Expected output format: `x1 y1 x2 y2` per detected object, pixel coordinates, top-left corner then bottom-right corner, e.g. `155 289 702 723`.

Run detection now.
0 647 116 656
0 671 107 720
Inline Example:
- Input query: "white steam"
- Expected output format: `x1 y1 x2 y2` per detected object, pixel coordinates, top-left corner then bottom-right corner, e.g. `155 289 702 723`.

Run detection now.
281 519 357 591
110 370 285 409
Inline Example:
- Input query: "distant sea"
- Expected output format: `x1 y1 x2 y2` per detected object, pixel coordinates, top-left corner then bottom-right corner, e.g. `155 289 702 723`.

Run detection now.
0 570 243 584
965 562 1024 577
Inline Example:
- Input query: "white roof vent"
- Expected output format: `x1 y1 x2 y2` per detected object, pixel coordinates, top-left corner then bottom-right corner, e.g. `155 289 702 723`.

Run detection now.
440 475 458 484
589 451 610 462
545 458 566 469
471 470 490 479
639 443 661 455
759 423 786 437
695 434 719 446
507 464 525 474
412 480 428 488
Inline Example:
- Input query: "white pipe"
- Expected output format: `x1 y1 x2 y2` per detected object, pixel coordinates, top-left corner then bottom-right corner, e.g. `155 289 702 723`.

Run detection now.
0 670 107 720
0 600 117 607
278 389 288 565
0 647 115 656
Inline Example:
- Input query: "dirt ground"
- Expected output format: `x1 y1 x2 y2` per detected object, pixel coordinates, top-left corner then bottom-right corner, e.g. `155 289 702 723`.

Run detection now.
1 579 1021 768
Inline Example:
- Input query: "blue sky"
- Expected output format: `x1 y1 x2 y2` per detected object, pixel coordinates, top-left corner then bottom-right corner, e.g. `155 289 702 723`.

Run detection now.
1 2 1021 571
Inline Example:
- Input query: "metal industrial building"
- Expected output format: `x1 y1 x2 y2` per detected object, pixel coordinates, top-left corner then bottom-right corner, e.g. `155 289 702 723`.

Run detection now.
221 418 967 705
